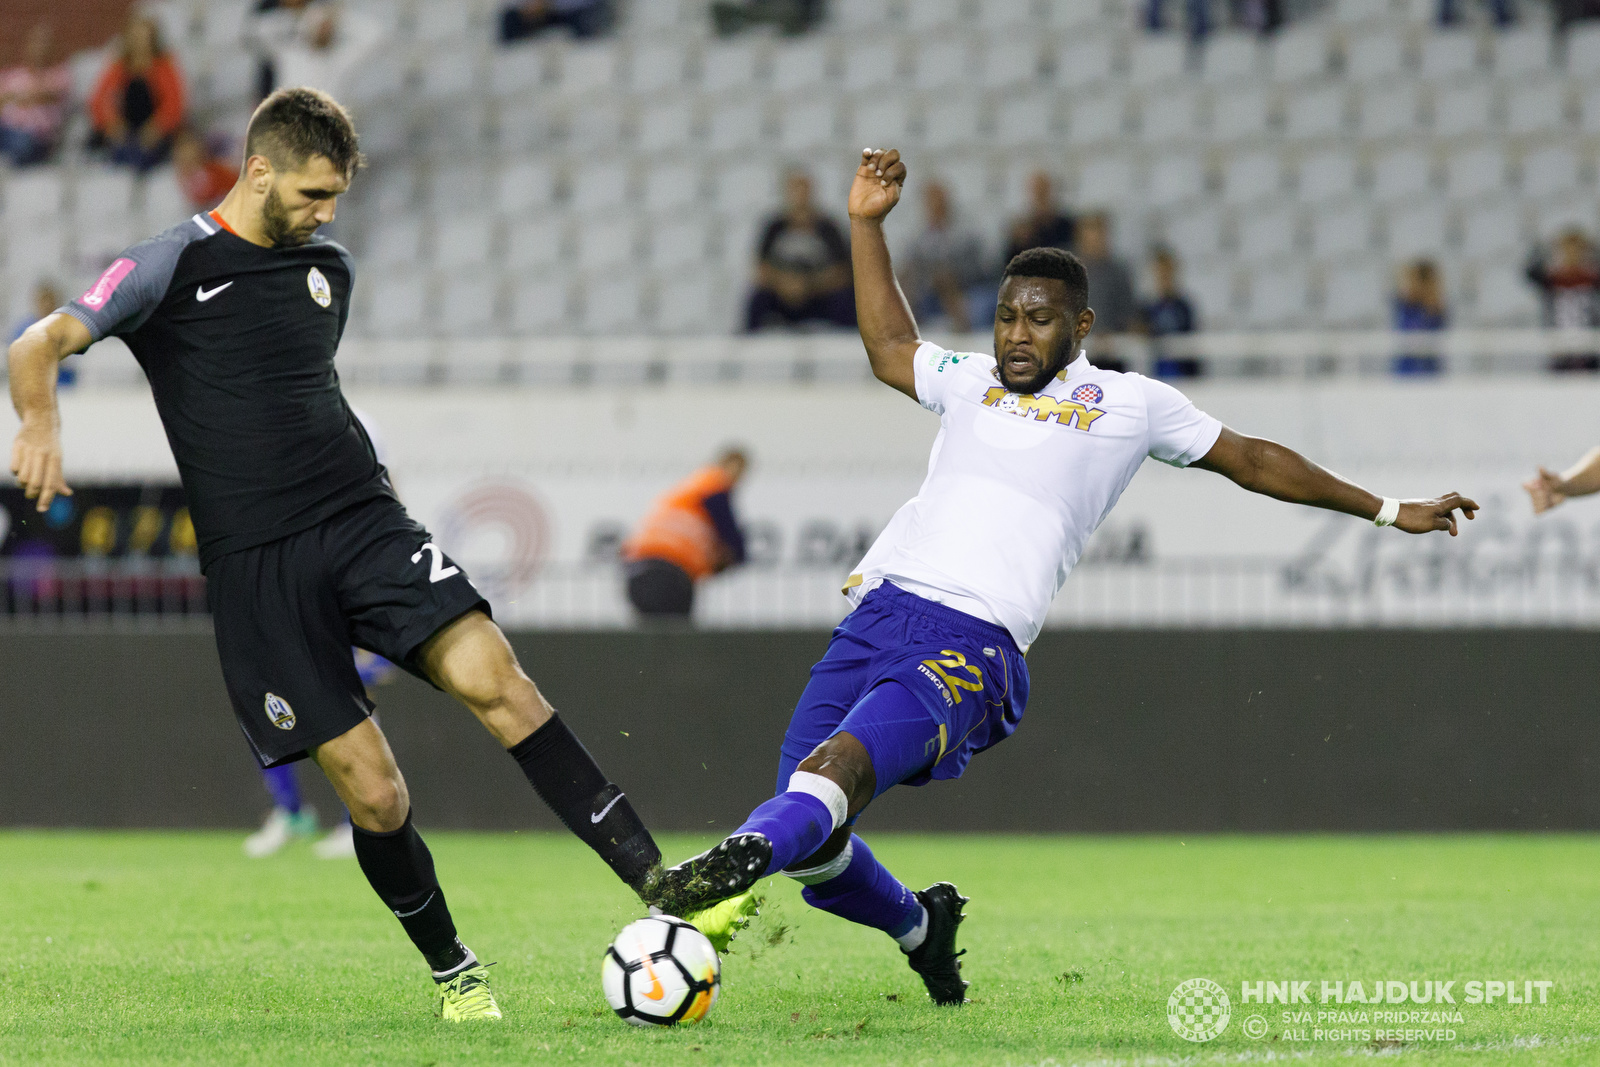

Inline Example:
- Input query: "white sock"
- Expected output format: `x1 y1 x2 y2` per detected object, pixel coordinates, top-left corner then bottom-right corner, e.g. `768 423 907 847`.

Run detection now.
894 905 929 952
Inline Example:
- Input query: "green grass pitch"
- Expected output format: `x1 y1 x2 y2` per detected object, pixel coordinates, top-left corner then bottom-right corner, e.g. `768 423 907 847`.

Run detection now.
2 831 1598 1066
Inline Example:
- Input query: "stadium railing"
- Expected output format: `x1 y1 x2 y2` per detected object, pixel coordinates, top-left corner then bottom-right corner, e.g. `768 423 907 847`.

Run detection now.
37 328 1600 390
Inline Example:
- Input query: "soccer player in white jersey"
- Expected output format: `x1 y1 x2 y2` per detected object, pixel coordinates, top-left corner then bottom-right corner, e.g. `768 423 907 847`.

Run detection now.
649 149 1479 1005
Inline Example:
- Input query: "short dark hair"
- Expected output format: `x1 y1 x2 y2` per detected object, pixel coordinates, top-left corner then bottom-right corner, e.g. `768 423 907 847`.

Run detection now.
1002 246 1089 312
244 87 364 179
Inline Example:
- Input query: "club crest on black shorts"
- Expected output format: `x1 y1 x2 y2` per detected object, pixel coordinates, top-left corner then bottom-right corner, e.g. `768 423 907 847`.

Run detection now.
264 692 297 731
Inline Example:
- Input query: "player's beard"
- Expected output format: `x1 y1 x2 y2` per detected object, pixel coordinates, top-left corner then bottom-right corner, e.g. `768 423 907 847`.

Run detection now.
261 186 318 248
997 332 1074 394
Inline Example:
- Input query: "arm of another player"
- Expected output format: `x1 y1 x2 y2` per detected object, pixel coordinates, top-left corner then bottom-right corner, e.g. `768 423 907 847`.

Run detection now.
1192 427 1478 536
848 148 918 400
8 312 91 512
1524 447 1600 514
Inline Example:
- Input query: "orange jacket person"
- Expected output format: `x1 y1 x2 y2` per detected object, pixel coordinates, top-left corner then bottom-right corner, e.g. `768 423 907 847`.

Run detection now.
88 14 187 173
622 449 749 617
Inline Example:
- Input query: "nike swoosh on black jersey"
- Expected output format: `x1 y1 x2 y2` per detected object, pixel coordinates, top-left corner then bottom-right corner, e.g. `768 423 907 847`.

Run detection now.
196 281 234 302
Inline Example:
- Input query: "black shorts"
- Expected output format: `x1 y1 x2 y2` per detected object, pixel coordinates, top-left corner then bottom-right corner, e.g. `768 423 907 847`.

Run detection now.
206 496 488 768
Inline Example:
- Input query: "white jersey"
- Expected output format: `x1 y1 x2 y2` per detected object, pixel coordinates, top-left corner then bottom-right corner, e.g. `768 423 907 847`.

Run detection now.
845 342 1223 651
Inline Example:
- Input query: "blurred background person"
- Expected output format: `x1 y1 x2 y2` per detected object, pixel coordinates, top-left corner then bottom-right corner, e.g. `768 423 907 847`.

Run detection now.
1003 170 1074 267
272 2 387 101
499 0 617 42
622 448 749 620
1141 247 1201 379
900 180 990 334
244 0 318 101
0 24 70 167
1392 259 1447 376
172 128 237 210
88 13 187 172
745 170 855 332
1526 228 1600 372
1075 212 1138 371
9 282 74 388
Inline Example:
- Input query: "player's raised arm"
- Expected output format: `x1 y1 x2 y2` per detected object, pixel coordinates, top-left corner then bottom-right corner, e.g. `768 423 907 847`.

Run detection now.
8 311 89 512
1524 447 1600 514
1192 426 1478 536
849 148 918 400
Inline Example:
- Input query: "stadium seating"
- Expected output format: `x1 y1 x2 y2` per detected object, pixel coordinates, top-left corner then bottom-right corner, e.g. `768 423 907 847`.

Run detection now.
2 0 1595 335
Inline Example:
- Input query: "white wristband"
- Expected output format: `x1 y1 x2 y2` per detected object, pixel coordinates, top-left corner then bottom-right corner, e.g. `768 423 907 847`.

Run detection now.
1374 497 1401 527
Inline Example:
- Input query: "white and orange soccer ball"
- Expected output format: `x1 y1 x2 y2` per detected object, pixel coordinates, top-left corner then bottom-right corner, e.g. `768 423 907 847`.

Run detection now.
601 916 721 1026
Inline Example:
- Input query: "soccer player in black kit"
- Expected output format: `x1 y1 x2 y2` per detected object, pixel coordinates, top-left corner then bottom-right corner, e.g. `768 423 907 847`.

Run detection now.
6 88 687 1021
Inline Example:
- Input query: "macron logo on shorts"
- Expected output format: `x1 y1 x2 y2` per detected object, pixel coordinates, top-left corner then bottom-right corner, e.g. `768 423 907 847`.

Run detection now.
81 258 136 308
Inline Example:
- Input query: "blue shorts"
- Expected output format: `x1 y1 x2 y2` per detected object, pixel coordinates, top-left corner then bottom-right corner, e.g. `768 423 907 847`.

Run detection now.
775 583 1030 800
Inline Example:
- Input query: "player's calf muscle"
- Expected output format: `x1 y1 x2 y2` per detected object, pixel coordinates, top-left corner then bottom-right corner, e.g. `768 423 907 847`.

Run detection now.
797 734 876 815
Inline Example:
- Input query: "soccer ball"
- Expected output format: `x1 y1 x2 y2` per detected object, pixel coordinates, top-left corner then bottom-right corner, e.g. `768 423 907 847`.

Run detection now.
601 915 721 1026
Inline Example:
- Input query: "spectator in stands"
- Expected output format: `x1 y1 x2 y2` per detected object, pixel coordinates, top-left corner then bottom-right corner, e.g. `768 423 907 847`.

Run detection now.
9 281 74 387
0 24 70 167
711 0 827 36
1392 259 1447 376
173 129 237 209
1526 229 1600 372
622 448 750 620
1141 247 1201 378
901 181 990 334
499 0 616 42
745 169 856 333
1003 171 1074 268
272 3 386 102
244 0 319 101
1440 0 1513 28
88 14 186 173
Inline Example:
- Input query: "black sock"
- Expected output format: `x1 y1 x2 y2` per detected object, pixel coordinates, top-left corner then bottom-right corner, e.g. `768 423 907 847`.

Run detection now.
509 712 662 893
351 811 470 975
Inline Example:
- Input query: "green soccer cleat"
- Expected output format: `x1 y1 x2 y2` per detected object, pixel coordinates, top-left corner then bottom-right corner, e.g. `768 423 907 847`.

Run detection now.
438 964 502 1022
683 888 763 954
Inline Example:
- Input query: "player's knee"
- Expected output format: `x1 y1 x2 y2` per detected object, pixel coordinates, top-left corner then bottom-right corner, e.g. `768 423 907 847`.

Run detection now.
797 734 875 815
349 773 409 831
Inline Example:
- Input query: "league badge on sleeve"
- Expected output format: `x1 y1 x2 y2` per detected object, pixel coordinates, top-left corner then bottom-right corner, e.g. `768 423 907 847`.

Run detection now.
306 267 332 308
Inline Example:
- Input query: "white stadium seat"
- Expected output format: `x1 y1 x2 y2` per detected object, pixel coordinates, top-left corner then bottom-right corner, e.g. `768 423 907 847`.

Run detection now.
648 218 712 270
1183 257 1238 326
1567 23 1600 76
1443 146 1508 201
3 167 66 222
710 162 781 216
497 98 555 153
370 217 426 266
1270 26 1333 82
1244 263 1312 326
638 98 696 153
844 38 902 92
1297 149 1359 203
496 157 557 216
905 0 966 31
366 270 430 336
975 0 1037 26
1283 84 1348 139
1310 201 1376 257
1064 92 1123 146
1469 262 1539 325
1491 27 1552 77
1332 0 1390 23
1519 147 1579 198
1237 202 1300 261
417 46 479 101
1420 29 1479 78
631 41 689 92
979 40 1043 88
569 160 631 214
995 91 1058 146
1045 0 1106 30
437 271 502 335
1533 196 1599 240
412 0 478 43
923 97 985 149
1223 150 1284 204
1356 81 1422 137
643 165 702 213
556 43 622 96
832 0 894 29
1076 156 1140 208
580 274 646 333
1504 79 1569 135
563 98 628 151
655 272 724 334
700 39 762 92
771 39 830 93
1431 80 1493 136
434 214 496 272
914 38 971 90
74 169 137 228
1147 153 1208 207
1320 263 1387 327
1385 200 1448 256
140 169 193 232
1139 90 1204 143
510 275 571 333
777 98 838 151
1211 86 1273 141
1460 199 1524 256
1053 34 1117 90
1128 36 1189 88
505 216 566 271
1370 148 1433 202
1164 205 1227 261
1203 33 1262 84
1343 31 1407 81
707 97 765 153
851 97 918 146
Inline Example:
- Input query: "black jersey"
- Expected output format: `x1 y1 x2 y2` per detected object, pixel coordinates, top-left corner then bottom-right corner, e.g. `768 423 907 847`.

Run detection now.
64 211 395 568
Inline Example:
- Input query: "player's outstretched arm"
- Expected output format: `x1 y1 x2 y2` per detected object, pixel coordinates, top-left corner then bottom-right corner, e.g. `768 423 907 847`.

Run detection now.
1192 427 1478 536
848 147 918 400
8 311 89 512
1524 447 1600 514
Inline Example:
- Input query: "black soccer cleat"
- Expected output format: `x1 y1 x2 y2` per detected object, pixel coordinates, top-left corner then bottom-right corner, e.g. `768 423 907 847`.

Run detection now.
904 882 970 1006
649 832 773 918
